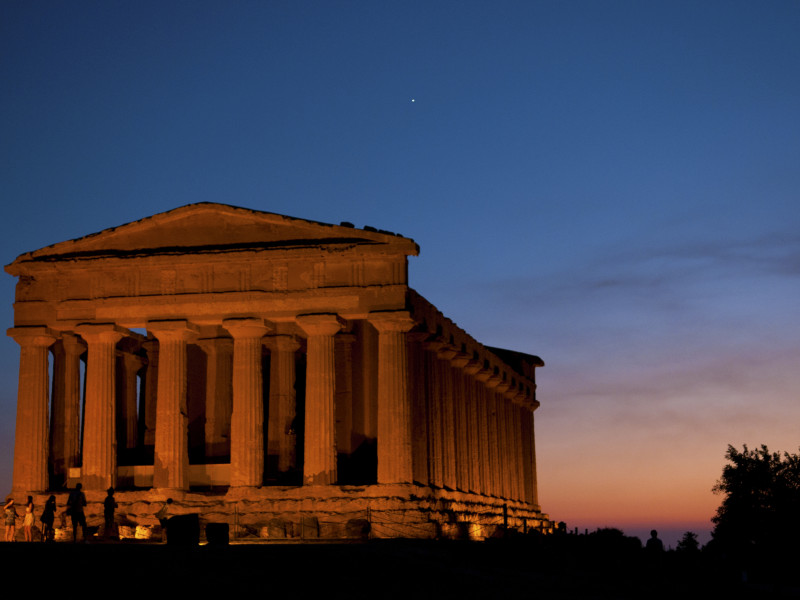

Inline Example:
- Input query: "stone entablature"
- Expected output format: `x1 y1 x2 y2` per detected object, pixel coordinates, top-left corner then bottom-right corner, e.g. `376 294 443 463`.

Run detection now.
5 203 547 538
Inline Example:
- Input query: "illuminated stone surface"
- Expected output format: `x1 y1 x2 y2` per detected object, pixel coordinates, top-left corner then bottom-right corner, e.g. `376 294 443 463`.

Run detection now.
5 203 549 537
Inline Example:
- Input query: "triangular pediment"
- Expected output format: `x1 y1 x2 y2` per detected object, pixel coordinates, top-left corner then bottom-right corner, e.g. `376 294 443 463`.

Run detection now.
8 203 418 268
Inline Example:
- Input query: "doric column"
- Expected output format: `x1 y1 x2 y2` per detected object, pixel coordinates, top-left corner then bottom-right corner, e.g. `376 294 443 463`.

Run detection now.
141 339 159 448
449 365 466 491
423 343 444 488
507 401 520 501
463 360 482 494
407 332 429 485
196 337 233 460
148 320 198 491
523 408 539 507
334 333 355 457
530 410 540 508
450 352 471 492
76 324 125 490
224 318 271 488
266 334 300 476
486 389 501 497
496 394 510 499
475 384 490 495
516 404 527 502
464 379 478 495
437 348 457 490
297 314 344 485
8 327 57 492
50 333 85 485
368 311 415 484
116 350 142 452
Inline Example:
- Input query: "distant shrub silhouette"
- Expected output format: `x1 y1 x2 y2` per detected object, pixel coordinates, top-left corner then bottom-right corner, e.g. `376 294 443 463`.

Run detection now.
676 531 700 553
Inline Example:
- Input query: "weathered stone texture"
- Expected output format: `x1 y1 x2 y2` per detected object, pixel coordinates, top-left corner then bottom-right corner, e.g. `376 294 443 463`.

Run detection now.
5 203 548 537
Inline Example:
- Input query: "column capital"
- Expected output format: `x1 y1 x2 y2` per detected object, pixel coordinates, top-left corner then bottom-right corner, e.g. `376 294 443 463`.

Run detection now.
406 331 429 344
368 310 415 333
296 313 345 337
142 337 159 352
437 346 458 361
146 319 199 342
60 332 87 355
265 334 300 352
223 318 272 340
7 326 58 347
75 323 127 344
450 352 471 368
484 374 503 389
463 359 482 375
423 337 447 353
119 349 144 372
196 337 234 353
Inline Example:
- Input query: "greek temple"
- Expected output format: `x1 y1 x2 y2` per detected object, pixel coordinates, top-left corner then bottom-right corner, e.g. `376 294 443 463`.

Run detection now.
6 203 549 538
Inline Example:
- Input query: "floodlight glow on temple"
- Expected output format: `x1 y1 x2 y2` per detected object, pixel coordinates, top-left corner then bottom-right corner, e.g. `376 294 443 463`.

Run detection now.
6 203 550 539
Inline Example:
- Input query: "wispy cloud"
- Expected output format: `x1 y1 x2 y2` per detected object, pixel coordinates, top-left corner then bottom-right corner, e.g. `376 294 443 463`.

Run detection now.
484 229 800 311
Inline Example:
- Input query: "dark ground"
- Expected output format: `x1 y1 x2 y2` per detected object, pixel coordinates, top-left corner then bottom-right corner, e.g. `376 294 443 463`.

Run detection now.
2 537 796 599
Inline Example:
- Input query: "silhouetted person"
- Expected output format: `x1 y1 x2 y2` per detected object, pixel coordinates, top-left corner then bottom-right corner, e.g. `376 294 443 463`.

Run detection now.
104 487 117 538
646 529 664 553
23 495 34 541
40 495 57 542
4 498 18 541
67 483 88 542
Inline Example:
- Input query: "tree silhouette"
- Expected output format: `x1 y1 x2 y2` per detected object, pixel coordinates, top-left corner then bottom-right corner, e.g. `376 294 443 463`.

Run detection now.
711 444 800 561
676 531 700 553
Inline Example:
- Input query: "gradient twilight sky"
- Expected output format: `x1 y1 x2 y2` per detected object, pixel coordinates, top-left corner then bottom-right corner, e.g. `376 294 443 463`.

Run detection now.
2 1 799 547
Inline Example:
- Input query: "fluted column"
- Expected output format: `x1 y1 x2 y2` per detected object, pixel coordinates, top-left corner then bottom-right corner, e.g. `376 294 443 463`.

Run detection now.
476 384 490 495
50 334 85 485
486 390 501 497
334 334 355 456
267 334 300 476
197 337 233 460
424 344 444 488
507 401 520 501
496 394 510 499
514 404 526 502
463 360 482 494
369 311 415 484
524 409 539 507
9 327 56 492
297 314 344 485
117 351 142 452
77 324 125 490
148 320 198 491
141 339 159 448
437 349 457 490
224 318 271 488
449 365 464 491
464 377 479 494
450 353 471 492
407 332 429 485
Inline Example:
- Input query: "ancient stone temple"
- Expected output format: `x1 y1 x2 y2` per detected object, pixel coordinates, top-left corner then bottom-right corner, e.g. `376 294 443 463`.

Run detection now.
6 203 550 539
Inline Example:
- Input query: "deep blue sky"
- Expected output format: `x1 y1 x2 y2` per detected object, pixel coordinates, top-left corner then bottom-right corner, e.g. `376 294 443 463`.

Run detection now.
3 1 799 547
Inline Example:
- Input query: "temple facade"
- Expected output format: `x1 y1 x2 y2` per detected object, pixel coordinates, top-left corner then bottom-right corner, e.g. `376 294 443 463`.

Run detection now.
5 203 549 539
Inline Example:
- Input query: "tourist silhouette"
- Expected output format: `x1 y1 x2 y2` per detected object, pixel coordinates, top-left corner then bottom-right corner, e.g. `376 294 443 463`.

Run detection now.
67 483 88 542
646 529 664 553
41 495 56 542
104 487 118 538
